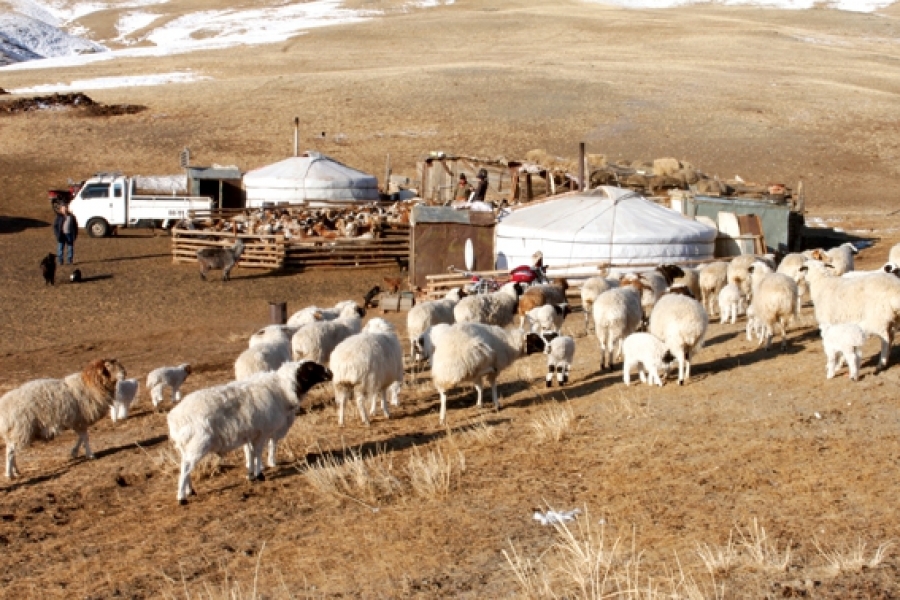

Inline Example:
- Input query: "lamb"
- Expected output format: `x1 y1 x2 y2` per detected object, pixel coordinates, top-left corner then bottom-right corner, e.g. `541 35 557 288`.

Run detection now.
235 341 291 381
147 364 193 408
516 279 570 327
413 323 453 365
824 242 858 276
699 261 729 316
592 282 644 370
579 275 619 332
525 303 571 334
287 300 363 327
718 283 744 325
621 332 673 387
804 260 900 373
536 332 576 387
0 358 126 478
746 264 800 351
648 293 708 385
197 238 245 281
821 323 867 381
167 361 332 503
453 281 523 327
111 378 139 422
431 323 545 425
407 287 466 365
291 302 364 365
329 318 405 426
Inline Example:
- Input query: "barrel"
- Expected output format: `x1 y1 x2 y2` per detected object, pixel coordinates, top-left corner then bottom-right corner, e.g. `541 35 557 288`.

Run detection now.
269 301 287 325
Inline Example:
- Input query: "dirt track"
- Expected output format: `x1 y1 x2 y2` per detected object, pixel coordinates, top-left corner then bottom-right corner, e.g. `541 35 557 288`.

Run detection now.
3 1 900 597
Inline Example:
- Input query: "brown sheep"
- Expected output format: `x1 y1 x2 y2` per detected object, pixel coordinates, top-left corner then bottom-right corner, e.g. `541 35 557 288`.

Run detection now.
517 279 569 327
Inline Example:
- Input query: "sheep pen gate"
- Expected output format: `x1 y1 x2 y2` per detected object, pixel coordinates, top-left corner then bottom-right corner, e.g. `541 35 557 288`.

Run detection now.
172 229 286 270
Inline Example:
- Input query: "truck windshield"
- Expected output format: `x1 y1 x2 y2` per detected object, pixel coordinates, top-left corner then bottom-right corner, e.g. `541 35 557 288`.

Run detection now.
82 184 110 199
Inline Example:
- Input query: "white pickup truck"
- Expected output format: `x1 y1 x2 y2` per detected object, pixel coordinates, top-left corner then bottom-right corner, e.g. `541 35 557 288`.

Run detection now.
66 173 214 237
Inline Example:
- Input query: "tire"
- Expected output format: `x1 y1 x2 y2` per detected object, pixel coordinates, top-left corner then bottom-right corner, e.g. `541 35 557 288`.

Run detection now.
86 218 110 238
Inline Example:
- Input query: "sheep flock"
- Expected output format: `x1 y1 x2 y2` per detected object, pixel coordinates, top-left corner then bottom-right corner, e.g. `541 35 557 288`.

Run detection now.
4 239 899 506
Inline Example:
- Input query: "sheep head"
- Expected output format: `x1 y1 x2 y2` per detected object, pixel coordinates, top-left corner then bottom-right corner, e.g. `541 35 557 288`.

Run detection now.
84 358 126 398
523 332 547 356
292 361 333 395
181 363 193 376
656 264 685 285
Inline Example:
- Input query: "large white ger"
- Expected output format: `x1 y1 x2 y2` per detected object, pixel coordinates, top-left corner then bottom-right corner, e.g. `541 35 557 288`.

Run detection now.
495 186 717 276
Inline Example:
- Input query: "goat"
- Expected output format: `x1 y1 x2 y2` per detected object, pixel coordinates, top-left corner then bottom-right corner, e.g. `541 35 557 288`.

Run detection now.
197 239 245 281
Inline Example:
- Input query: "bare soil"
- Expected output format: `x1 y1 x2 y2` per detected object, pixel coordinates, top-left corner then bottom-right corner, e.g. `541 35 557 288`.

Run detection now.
2 2 900 597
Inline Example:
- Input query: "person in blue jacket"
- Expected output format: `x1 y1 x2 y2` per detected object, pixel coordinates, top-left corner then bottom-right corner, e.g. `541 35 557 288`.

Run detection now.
53 204 78 265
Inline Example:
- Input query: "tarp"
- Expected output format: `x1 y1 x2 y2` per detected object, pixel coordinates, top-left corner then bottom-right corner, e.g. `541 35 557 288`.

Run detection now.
495 186 717 276
242 152 379 207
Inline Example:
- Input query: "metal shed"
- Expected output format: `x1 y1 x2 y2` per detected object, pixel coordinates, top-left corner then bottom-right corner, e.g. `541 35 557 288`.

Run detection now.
683 195 795 254
409 205 496 288
187 166 245 209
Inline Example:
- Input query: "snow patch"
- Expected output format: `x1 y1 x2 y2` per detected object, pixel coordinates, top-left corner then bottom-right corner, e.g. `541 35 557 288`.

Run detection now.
9 71 210 93
586 0 895 11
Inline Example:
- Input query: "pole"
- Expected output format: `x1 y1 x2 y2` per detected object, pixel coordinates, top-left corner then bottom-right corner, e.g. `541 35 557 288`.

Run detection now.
579 142 586 192
293 117 299 157
384 153 392 195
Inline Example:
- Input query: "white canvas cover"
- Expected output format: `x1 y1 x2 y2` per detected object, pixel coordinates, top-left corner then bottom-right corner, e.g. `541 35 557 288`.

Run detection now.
242 152 379 207
495 186 717 276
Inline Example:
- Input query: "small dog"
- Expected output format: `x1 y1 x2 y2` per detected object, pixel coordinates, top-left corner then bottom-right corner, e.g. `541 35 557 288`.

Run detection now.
40 253 56 286
69 269 82 283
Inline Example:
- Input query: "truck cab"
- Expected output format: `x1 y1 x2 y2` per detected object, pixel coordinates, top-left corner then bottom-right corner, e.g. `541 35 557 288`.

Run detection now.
70 173 127 237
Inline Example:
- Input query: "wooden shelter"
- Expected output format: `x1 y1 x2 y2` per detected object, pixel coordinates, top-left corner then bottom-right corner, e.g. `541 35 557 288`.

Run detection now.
417 155 521 206
409 205 495 288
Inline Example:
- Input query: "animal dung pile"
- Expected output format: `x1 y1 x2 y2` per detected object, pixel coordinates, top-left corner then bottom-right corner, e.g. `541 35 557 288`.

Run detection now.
0 92 146 115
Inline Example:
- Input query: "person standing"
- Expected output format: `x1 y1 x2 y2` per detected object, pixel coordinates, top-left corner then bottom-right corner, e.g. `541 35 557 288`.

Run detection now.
450 173 473 206
53 204 78 265
472 170 489 204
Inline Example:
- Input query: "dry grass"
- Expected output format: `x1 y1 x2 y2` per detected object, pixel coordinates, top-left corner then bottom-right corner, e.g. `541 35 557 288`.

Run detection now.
151 447 226 481
530 402 575 443
734 518 792 572
813 538 894 575
303 444 401 505
695 533 740 576
405 444 465 499
458 417 500 446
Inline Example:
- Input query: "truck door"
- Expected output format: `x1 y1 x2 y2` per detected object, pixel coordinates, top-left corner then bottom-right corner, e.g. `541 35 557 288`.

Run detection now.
78 181 115 224
111 180 127 224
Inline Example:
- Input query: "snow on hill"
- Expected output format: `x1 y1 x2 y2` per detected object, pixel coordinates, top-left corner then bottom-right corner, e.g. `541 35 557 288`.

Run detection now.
0 11 104 66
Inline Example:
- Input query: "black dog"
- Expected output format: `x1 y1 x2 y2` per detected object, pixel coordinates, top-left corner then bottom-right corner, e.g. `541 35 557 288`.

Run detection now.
363 285 381 309
69 269 82 283
40 253 56 286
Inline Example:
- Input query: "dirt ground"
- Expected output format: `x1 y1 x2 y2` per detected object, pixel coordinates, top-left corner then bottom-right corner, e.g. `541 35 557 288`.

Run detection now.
3 1 900 598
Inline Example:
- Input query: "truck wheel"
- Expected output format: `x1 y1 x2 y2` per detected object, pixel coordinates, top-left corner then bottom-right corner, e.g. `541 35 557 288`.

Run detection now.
86 218 110 238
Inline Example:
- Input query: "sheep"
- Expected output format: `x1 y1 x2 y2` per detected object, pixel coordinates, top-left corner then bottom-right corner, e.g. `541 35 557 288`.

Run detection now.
167 361 332 503
776 253 812 314
673 266 701 301
431 323 545 425
745 305 764 343
699 261 729 316
592 283 644 370
330 318 405 426
536 332 576 387
746 264 800 351
287 300 363 327
821 323 867 381
235 341 291 381
413 323 453 366
580 275 619 332
407 287 466 365
249 324 303 348
197 238 245 281
111 378 139 422
717 283 744 325
0 358 126 478
727 254 776 301
804 260 900 373
146 364 193 409
525 303 571 334
516 279 570 327
889 242 900 267
621 332 673 387
825 242 858 276
628 265 682 321
841 262 900 278
454 281 523 327
648 293 708 385
291 302 364 365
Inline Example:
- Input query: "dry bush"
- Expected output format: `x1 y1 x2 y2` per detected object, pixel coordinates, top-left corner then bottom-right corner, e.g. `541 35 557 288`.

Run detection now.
459 417 499 446
530 402 575 443
696 533 740 576
813 538 894 575
406 444 465 498
735 518 792 572
304 444 401 504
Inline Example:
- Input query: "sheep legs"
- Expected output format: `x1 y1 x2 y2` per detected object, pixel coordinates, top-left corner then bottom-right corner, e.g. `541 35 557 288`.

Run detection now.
367 389 391 421
5 443 19 479
177 457 197 505
70 430 93 459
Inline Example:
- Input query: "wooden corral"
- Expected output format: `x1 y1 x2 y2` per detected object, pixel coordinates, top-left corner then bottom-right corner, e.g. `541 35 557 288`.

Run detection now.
409 206 495 288
172 229 286 270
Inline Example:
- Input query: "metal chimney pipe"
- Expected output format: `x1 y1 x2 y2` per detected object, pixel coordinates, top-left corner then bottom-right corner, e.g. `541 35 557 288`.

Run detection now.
293 117 299 157
579 142 586 191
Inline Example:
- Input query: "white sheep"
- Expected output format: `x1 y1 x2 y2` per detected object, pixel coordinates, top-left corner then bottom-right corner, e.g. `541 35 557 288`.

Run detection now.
453 281 523 327
525 303 571 334
717 283 744 325
821 323 867 381
167 361 332 503
235 340 292 381
330 318 405 426
431 323 545 425
291 302 364 365
538 332 576 387
413 323 452 366
147 364 193 408
841 262 899 278
825 242 858 276
111 378 140 422
580 275 619 332
648 293 708 385
673 266 701 301
804 260 900 372
747 262 800 351
889 242 900 267
592 284 644 370
727 254 776 301
699 261 729 317
249 324 302 348
626 265 681 321
286 300 363 327
407 287 465 365
0 358 126 478
745 305 764 343
776 253 811 312
621 332 672 387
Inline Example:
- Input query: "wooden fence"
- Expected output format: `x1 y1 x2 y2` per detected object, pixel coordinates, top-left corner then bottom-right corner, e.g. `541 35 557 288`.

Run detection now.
171 224 410 271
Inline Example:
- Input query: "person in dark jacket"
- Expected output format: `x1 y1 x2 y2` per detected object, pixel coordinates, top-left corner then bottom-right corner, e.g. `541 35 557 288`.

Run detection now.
53 204 78 265
472 171 489 203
